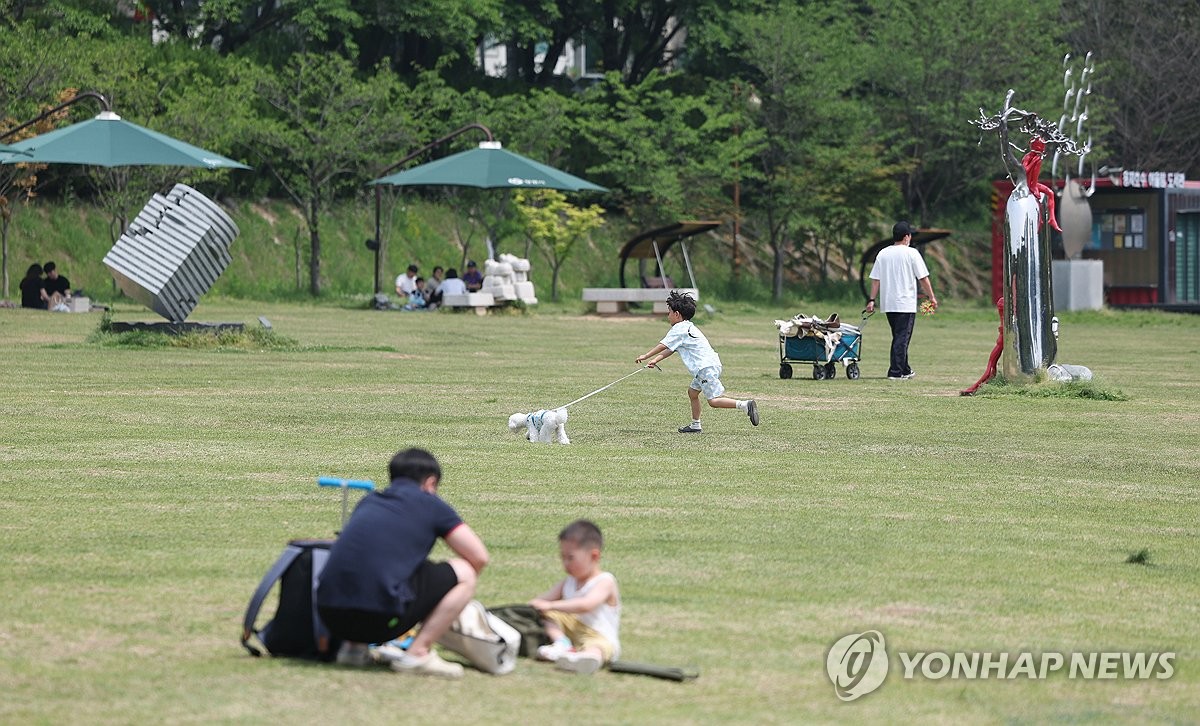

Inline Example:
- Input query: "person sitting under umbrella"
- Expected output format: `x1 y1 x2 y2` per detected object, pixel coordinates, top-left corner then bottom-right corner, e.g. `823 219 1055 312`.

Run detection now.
462 261 483 292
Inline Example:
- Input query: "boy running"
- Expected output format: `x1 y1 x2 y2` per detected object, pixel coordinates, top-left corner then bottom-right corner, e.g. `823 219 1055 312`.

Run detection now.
635 290 759 432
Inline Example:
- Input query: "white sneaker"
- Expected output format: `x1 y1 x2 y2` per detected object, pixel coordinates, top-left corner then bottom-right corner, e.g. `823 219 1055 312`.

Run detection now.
556 650 602 675
335 641 372 667
537 641 572 662
372 642 407 664
390 650 464 679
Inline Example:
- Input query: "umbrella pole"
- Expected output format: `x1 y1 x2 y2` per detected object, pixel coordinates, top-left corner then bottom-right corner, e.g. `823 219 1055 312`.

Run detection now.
369 123 497 298
373 186 382 296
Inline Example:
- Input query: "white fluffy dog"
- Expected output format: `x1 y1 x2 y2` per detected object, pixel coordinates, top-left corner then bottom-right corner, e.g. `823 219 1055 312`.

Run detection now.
507 408 570 444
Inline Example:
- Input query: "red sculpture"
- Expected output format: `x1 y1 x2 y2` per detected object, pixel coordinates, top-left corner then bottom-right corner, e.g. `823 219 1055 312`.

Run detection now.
960 298 1005 396
1020 137 1062 232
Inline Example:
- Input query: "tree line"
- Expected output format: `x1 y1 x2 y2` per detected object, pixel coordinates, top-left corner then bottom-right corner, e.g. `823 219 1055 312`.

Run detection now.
3 0 1197 299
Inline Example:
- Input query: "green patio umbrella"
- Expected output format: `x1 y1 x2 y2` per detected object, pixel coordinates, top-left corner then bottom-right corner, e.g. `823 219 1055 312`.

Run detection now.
1 111 250 169
364 137 605 293
0 143 31 157
369 141 604 191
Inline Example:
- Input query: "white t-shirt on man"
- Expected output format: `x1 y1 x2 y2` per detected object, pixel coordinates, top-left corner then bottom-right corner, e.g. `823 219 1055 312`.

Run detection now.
869 245 930 313
395 273 417 295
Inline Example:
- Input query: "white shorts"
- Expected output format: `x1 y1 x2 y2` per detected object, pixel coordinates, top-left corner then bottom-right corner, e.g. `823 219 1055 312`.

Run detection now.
690 365 725 399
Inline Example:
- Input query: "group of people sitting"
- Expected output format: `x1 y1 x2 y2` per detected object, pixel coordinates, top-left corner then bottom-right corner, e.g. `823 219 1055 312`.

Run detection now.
19 261 72 311
394 260 484 311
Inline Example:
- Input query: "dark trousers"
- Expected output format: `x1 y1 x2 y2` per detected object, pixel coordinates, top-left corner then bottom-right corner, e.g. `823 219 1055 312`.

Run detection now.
886 312 916 378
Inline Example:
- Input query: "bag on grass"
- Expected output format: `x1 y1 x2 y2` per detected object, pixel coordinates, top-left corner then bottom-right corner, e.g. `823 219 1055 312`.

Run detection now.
486 604 550 657
241 539 341 661
436 600 520 675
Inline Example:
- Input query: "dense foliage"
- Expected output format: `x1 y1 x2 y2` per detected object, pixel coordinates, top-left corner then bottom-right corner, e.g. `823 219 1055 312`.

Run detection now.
2 0 1196 300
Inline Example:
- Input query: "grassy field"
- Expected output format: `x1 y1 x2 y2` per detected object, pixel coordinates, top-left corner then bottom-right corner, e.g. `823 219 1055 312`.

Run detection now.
1 299 1197 725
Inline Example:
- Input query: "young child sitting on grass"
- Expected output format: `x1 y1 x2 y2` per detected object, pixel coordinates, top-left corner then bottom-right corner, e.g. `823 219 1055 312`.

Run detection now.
529 520 621 674
635 290 759 433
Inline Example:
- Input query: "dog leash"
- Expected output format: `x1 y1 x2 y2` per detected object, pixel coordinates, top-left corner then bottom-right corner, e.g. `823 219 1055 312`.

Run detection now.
557 366 656 409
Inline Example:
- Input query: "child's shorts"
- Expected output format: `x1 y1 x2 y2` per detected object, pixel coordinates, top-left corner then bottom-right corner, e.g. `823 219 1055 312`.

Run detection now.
689 365 725 400
541 610 616 663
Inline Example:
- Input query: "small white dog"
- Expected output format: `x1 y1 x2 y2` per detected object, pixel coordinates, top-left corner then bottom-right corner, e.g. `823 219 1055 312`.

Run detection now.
507 408 570 444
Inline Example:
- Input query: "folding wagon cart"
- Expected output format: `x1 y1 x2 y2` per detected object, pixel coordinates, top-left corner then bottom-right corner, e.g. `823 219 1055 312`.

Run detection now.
774 311 872 380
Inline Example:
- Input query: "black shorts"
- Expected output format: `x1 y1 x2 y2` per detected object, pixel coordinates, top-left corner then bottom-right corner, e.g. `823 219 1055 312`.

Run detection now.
318 560 458 644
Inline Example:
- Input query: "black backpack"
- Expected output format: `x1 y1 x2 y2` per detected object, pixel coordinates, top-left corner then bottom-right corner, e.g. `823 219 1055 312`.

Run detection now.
241 539 342 661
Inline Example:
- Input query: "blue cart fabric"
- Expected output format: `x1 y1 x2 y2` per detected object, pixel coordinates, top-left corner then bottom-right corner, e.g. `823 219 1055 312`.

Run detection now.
783 329 860 362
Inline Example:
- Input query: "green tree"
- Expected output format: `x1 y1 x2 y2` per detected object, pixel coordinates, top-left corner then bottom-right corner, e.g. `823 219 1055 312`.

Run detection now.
514 188 604 301
0 22 82 298
1063 0 1198 175
733 0 886 299
864 0 1064 225
249 54 413 295
576 72 753 231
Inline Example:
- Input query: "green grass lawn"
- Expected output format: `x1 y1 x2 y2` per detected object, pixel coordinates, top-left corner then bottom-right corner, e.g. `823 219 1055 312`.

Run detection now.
1 299 1197 724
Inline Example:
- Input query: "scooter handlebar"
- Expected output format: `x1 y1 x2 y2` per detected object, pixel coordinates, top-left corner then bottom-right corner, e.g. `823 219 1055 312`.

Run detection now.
317 476 376 491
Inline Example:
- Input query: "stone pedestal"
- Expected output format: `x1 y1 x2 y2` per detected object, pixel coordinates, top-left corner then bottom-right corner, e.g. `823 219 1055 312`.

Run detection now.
1052 259 1104 311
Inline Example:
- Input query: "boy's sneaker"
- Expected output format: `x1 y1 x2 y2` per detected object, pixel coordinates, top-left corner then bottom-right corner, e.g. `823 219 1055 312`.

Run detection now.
390 650 464 679
556 650 603 675
537 641 572 662
335 642 372 667
678 423 702 433
746 400 759 426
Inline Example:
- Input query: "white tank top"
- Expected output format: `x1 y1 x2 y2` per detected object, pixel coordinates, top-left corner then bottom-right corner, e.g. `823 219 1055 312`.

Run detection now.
563 571 621 659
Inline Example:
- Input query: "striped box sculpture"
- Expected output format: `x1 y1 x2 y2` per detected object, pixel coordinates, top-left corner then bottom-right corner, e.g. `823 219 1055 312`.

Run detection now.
103 184 239 322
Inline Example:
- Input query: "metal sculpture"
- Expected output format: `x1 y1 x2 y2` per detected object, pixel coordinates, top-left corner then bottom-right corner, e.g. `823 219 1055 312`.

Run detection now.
972 78 1091 380
103 184 239 322
1053 53 1097 260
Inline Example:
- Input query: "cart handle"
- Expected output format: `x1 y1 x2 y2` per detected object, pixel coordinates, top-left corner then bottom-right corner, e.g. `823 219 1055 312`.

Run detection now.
860 309 874 325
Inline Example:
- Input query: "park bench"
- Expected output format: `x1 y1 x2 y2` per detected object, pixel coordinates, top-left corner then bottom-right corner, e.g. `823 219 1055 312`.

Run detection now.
582 220 718 315
441 292 496 315
582 287 699 314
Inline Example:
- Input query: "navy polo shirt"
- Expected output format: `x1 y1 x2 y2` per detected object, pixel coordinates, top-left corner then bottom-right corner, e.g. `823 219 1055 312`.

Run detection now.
316 478 463 614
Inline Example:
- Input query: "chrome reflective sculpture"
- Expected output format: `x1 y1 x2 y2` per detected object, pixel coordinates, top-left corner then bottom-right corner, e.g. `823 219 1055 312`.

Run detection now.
973 87 1090 380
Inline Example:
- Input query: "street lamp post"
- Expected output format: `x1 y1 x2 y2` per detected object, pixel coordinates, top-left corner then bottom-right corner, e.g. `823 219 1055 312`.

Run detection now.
369 123 494 296
0 91 112 143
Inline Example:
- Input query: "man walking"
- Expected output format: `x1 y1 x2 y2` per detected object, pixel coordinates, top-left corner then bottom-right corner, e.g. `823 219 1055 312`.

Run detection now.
866 221 938 380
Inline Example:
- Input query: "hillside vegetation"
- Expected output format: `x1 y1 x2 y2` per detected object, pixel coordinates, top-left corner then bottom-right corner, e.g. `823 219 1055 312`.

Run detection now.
2 197 991 308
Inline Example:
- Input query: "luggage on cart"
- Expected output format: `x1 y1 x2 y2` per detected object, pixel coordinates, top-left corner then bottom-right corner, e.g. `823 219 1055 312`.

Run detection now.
773 311 872 380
